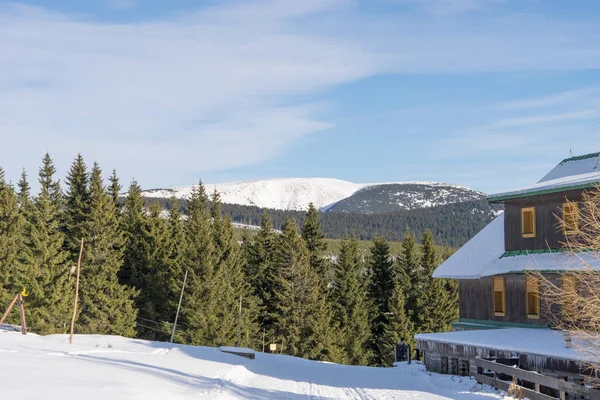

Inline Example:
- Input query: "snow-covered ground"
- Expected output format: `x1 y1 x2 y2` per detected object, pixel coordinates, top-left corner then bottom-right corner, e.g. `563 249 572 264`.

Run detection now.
0 327 508 399
140 178 479 212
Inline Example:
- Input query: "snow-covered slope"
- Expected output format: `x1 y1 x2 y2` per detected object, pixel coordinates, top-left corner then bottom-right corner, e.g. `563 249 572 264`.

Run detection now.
141 178 483 213
0 327 507 399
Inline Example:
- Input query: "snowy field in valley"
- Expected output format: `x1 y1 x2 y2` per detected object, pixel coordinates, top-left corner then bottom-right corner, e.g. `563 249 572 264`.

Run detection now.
0 326 510 399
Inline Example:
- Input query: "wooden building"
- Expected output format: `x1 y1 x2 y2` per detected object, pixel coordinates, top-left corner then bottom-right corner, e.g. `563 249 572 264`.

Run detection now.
416 152 600 399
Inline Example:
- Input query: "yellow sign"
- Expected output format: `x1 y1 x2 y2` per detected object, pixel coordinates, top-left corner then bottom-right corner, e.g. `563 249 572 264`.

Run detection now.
269 343 277 351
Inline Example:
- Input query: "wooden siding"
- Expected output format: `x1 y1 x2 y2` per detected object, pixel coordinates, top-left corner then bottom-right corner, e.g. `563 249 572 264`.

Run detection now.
459 275 562 326
503 190 583 251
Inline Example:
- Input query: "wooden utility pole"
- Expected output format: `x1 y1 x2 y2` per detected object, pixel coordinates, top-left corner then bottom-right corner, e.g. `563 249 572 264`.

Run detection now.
69 238 84 345
170 270 188 343
0 294 19 326
236 294 242 347
18 293 26 335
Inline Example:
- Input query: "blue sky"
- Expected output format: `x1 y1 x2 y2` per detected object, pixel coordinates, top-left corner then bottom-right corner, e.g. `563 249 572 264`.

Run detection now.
0 0 599 194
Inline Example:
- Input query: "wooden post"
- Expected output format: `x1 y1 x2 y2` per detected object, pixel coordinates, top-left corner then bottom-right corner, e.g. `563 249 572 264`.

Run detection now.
262 328 265 352
0 294 19 326
69 238 84 344
18 293 27 335
236 294 242 347
170 270 188 343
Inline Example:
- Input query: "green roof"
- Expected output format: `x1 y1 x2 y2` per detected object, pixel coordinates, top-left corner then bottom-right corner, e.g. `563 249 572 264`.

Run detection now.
487 182 597 202
559 152 600 165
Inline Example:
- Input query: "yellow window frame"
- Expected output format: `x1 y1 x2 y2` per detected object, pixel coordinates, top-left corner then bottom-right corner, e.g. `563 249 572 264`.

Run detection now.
521 207 536 238
526 276 540 319
493 276 506 317
562 202 579 235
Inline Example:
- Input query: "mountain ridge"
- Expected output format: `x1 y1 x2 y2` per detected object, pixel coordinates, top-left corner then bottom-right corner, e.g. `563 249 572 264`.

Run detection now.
140 177 485 213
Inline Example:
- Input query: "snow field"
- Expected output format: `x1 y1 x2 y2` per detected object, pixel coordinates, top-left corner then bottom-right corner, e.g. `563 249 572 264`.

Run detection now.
0 328 510 399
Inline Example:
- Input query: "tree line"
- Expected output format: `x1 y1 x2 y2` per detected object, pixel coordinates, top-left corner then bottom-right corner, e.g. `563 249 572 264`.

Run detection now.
147 197 499 247
0 154 457 366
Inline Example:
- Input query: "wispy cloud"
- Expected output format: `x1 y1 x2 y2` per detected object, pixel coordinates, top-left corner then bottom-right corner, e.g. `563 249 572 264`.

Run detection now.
493 88 598 110
110 0 137 10
0 0 599 188
493 110 599 128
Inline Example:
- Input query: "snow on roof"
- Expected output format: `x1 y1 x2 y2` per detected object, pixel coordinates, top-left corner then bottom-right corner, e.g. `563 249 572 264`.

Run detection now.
432 212 600 279
488 152 600 202
539 152 600 183
416 328 589 362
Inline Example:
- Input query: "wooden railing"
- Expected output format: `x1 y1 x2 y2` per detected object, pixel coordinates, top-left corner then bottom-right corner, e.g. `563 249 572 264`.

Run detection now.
474 357 600 400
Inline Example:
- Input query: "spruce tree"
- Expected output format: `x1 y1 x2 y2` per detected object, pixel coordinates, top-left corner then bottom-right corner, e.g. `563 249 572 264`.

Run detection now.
273 218 336 360
331 237 371 365
16 169 31 210
180 181 218 345
301 203 328 283
136 202 173 339
382 285 414 366
63 154 91 258
401 228 423 328
21 154 73 334
244 212 279 333
419 229 458 333
77 163 137 336
108 169 122 210
119 180 145 289
0 170 25 313
367 236 396 366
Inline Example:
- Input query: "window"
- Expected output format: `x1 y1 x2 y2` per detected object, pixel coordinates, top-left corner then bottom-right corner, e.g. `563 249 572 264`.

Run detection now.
521 207 536 238
562 275 578 321
526 276 540 319
493 277 506 317
563 202 579 235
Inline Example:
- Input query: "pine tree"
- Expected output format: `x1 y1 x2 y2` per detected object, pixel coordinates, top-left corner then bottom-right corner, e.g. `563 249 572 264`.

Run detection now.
401 228 423 328
180 181 218 345
331 237 371 365
419 229 458 333
77 163 137 336
0 170 25 313
63 154 91 259
16 169 31 210
382 285 414 366
119 180 145 289
301 203 328 283
136 202 173 339
273 218 336 360
21 154 73 334
108 169 121 208
367 236 396 366
244 212 279 333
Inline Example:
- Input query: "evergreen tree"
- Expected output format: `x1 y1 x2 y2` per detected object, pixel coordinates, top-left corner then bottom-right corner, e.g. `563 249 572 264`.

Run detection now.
419 229 458 333
331 237 371 365
119 180 145 289
180 181 218 345
136 202 173 339
382 285 414 366
21 154 73 334
401 229 423 328
77 163 137 336
108 169 121 208
367 236 396 366
63 154 91 258
273 218 336 360
301 203 328 282
244 212 279 333
0 170 25 313
16 169 31 210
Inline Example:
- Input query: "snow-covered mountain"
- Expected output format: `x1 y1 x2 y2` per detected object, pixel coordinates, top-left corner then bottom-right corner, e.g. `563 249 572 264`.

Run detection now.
141 178 486 213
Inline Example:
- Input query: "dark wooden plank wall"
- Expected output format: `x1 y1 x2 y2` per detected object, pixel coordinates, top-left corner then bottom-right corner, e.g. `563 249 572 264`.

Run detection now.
459 274 562 326
503 190 583 251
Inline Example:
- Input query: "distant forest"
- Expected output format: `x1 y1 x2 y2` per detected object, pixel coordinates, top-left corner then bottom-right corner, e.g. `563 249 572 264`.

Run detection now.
143 197 501 247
